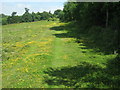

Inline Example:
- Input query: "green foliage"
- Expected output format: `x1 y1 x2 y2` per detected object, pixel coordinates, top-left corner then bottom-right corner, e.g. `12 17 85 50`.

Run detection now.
11 12 17 16
7 15 21 24
2 8 56 25
22 8 32 22
61 2 120 55
2 17 8 25
58 11 64 21
53 9 65 21
54 9 62 16
48 17 58 21
54 9 62 18
31 12 40 21
40 11 51 20
63 2 77 21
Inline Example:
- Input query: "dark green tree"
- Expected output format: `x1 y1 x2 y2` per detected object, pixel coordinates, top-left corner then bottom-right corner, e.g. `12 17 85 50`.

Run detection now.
7 12 20 24
40 11 51 20
61 2 120 55
22 8 32 22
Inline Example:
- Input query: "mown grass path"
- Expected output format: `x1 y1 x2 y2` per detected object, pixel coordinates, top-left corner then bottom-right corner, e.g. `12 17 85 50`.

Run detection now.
2 21 117 88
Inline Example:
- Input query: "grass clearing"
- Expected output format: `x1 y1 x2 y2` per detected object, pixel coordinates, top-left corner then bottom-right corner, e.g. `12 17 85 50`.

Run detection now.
2 20 119 88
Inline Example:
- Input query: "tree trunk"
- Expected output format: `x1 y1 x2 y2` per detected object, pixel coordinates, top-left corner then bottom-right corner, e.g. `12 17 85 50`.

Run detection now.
106 7 108 28
118 29 120 55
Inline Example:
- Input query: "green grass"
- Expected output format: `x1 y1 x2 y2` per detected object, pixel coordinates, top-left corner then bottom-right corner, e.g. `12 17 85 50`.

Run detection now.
2 20 119 88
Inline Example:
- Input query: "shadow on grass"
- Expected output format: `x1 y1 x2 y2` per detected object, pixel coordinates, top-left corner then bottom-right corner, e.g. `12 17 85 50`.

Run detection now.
53 33 75 38
50 26 66 31
50 22 117 54
44 58 120 88
47 22 120 88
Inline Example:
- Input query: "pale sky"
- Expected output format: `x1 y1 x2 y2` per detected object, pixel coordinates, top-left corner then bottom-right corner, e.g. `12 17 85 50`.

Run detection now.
1 0 67 15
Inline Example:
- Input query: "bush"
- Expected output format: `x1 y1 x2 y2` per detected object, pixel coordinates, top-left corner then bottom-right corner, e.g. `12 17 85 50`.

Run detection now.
2 17 8 25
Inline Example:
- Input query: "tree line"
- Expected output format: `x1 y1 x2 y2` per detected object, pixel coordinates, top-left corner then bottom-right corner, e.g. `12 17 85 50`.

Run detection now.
1 8 63 25
59 2 120 57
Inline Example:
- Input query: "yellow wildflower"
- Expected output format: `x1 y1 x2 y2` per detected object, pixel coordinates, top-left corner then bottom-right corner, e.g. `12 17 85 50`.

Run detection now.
28 41 35 44
25 68 28 72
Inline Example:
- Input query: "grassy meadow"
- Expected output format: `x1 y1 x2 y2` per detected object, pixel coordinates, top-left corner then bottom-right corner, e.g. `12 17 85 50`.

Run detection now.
2 20 119 88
